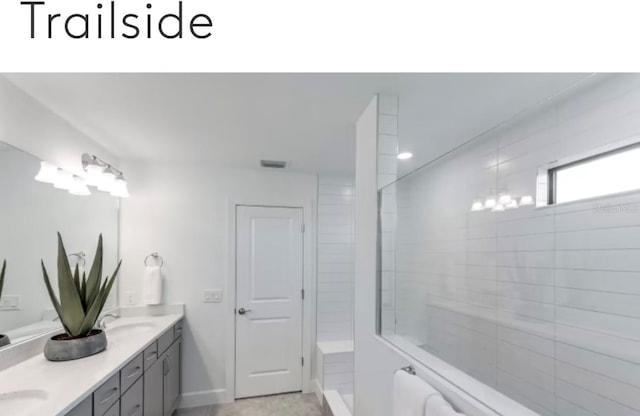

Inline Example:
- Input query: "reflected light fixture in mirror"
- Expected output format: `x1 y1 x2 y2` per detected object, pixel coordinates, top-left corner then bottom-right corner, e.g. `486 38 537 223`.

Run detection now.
68 176 91 196
53 169 74 190
471 201 484 211
34 161 59 184
519 195 534 206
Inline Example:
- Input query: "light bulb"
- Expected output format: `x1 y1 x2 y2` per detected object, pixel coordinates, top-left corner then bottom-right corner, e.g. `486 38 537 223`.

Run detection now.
97 167 117 192
397 152 413 160
499 194 512 204
505 200 519 209
519 195 534 206
484 197 497 209
492 203 505 212
471 201 484 212
110 174 130 198
35 161 59 184
53 170 74 190
85 163 104 186
68 176 91 196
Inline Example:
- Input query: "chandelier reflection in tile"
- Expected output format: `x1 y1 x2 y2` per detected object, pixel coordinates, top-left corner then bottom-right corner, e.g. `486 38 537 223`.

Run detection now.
471 192 533 212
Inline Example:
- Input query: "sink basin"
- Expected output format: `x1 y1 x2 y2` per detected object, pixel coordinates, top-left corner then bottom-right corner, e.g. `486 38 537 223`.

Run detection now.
106 322 156 337
0 390 47 414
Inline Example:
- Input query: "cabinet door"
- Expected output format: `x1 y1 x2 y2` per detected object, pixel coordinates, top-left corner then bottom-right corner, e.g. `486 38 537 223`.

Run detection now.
144 356 164 416
163 341 181 416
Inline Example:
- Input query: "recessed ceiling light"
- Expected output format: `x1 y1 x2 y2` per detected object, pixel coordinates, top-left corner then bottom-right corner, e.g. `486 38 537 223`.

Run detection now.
397 152 413 160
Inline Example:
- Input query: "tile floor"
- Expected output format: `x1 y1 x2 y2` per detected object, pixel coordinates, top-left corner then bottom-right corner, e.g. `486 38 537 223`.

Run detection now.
175 393 324 416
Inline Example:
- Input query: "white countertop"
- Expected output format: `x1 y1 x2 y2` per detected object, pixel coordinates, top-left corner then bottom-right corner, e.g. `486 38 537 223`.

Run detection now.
0 313 183 416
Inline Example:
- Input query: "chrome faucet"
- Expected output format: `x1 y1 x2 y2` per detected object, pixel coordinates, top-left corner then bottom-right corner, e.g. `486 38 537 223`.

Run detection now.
97 312 120 330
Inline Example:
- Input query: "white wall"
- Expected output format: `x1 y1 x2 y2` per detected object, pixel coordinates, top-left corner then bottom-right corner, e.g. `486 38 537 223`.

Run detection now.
0 76 118 173
118 161 318 406
317 174 355 343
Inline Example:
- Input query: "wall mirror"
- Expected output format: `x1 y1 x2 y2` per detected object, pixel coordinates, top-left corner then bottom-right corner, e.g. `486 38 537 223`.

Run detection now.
0 140 119 350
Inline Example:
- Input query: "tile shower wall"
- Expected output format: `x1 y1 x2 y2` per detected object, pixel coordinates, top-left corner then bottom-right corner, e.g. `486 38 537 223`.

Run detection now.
385 74 640 416
317 175 355 342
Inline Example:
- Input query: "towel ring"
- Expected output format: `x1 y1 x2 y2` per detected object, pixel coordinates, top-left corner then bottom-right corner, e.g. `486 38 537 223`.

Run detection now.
68 252 86 269
399 365 416 375
144 252 164 267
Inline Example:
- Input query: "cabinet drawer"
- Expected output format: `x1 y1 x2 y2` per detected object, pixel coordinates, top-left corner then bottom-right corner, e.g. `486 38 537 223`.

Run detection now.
104 400 120 416
94 373 120 416
121 377 143 416
66 395 92 416
174 320 183 340
143 341 158 370
157 329 174 355
121 353 143 394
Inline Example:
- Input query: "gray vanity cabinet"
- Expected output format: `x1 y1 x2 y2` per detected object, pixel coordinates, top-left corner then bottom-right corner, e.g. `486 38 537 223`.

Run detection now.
145 325 182 416
67 396 93 416
65 320 183 416
143 356 164 416
163 340 181 416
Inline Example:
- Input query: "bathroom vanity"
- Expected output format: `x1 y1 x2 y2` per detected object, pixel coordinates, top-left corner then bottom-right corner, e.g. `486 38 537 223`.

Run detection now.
0 311 184 416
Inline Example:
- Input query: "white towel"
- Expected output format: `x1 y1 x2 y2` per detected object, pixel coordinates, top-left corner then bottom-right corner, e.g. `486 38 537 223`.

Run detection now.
425 396 464 416
143 266 163 305
393 370 441 416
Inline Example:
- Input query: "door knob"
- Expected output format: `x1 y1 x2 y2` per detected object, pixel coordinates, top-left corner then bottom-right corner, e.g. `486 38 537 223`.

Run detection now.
238 308 252 315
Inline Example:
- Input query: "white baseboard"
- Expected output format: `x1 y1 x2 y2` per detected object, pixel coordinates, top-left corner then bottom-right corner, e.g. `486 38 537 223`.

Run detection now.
178 389 228 408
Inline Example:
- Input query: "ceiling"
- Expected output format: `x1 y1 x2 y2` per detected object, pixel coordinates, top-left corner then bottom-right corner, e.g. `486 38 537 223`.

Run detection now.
4 73 592 174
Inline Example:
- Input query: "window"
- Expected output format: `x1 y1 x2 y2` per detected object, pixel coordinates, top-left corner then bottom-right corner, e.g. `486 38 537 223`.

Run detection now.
548 143 640 205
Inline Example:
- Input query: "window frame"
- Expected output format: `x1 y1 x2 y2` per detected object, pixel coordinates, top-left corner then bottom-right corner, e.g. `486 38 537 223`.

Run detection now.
538 138 640 207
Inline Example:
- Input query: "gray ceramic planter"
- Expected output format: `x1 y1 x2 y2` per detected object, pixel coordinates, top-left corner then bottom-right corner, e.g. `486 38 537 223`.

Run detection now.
44 330 107 361
0 334 9 348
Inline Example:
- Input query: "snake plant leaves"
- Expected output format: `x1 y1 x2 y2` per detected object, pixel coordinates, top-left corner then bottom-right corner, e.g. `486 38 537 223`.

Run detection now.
0 260 6 300
42 233 122 338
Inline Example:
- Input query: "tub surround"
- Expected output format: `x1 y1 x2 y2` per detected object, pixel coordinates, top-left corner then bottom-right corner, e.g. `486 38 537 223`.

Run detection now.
0 305 184 415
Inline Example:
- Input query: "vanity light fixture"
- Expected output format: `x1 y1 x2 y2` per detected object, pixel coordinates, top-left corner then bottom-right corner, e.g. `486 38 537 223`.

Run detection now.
397 152 413 160
519 195 534 206
505 200 519 209
68 176 91 196
81 153 129 198
471 201 484 211
110 173 130 198
53 169 74 190
498 194 512 204
484 197 497 209
35 161 59 184
471 191 533 213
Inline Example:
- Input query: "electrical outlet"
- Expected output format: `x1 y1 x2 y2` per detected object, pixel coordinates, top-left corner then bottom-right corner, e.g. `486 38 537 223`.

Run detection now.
203 289 223 303
125 291 136 306
0 295 20 311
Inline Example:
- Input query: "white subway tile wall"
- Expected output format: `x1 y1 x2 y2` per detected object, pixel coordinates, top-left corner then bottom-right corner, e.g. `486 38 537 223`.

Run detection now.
317 175 355 343
381 74 640 416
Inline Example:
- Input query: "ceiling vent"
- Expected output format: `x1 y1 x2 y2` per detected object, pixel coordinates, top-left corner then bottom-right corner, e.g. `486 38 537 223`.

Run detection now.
260 160 287 169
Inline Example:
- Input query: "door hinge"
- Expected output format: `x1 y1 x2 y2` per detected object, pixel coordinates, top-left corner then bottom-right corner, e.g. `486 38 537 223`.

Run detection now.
301 223 306 233
301 289 305 300
301 357 304 367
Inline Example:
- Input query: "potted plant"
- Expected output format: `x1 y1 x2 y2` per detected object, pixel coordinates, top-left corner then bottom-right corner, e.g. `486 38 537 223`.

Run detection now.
0 260 9 348
42 233 121 361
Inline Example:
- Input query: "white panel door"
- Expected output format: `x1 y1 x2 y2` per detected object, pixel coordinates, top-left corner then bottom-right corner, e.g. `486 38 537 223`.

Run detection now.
235 205 304 399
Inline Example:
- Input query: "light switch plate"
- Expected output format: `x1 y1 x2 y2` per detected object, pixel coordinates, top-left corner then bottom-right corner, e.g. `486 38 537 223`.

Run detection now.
204 289 223 303
0 295 21 311
125 291 136 306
